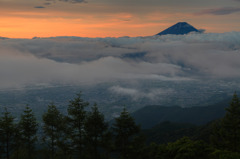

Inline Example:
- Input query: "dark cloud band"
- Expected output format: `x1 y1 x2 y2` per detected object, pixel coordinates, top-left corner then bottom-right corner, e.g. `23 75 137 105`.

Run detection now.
34 6 45 9
60 0 86 3
47 0 86 4
195 7 240 15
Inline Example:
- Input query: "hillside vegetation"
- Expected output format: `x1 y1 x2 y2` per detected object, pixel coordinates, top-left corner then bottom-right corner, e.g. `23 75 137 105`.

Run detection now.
0 92 240 159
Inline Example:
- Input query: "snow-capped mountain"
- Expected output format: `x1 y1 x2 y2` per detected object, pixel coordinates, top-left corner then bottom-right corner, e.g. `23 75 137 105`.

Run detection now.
156 22 200 35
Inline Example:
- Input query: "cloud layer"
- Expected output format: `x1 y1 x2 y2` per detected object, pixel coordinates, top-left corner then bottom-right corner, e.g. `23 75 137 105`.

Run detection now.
109 86 173 101
0 32 240 90
196 7 240 15
42 0 86 6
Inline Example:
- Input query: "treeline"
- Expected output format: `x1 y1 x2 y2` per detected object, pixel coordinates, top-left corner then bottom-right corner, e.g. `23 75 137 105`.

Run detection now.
0 92 240 159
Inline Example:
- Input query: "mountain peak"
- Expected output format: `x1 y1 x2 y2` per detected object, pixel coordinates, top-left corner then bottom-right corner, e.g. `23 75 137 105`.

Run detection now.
156 22 200 36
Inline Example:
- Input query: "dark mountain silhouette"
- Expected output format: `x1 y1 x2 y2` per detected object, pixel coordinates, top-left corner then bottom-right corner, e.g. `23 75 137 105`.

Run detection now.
143 121 197 144
156 22 200 36
0 36 8 40
143 119 221 144
132 98 230 129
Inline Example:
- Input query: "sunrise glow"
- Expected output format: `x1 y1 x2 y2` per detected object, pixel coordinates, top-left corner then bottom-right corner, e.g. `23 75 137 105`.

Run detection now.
1 0 240 38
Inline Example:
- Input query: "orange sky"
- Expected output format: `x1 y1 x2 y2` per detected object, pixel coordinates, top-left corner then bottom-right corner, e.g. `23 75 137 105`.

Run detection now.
0 0 240 38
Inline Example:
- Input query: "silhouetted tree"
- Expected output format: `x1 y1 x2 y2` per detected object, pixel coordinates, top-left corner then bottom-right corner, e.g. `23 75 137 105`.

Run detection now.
18 106 38 159
219 92 240 152
84 103 109 159
0 108 16 159
67 93 89 158
55 115 72 159
42 103 64 159
10 125 22 159
112 108 140 159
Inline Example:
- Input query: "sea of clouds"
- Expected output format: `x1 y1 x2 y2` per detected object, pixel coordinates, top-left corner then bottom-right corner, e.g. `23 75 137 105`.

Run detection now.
0 32 240 92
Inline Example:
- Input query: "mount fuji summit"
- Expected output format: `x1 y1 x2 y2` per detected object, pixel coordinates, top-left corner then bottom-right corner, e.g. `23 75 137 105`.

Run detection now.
156 22 200 36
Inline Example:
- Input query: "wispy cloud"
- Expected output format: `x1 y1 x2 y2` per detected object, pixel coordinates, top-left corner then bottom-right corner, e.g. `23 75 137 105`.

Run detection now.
109 86 173 101
34 6 45 9
44 2 52 5
38 0 86 8
195 7 240 15
62 0 86 3
45 0 86 4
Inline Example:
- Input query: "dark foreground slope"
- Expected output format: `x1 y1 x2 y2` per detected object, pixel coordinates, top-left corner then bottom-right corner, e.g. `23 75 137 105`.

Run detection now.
132 98 230 129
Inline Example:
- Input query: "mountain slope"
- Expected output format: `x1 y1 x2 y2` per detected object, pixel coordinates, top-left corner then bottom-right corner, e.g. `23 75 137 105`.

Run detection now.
156 22 199 36
143 121 197 144
132 98 230 129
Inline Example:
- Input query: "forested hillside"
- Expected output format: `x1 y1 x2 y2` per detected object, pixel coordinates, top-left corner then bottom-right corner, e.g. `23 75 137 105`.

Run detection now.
0 92 240 159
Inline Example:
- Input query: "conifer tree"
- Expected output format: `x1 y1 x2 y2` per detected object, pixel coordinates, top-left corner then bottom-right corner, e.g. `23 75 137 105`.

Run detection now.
112 108 140 159
0 108 16 159
219 92 240 152
67 93 89 158
54 115 72 159
11 125 22 159
84 103 109 159
18 106 38 159
42 103 64 159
